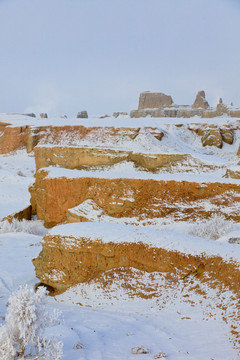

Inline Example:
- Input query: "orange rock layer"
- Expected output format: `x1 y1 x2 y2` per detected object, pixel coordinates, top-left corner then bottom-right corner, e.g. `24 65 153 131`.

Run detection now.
34 146 188 171
0 123 162 154
34 233 240 296
30 169 240 227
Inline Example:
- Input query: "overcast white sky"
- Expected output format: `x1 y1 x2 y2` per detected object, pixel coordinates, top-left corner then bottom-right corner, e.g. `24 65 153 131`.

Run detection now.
0 0 239 116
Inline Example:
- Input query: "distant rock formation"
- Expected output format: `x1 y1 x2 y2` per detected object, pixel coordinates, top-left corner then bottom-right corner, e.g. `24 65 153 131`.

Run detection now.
77 111 88 119
24 113 36 118
138 91 173 110
113 112 128 118
192 90 209 109
216 98 228 115
130 90 240 118
99 114 110 119
40 113 48 119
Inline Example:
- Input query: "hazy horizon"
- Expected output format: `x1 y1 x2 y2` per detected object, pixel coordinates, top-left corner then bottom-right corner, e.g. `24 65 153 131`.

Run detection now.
0 0 239 116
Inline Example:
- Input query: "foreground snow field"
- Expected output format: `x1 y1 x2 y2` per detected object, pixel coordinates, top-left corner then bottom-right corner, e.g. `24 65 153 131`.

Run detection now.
0 147 240 359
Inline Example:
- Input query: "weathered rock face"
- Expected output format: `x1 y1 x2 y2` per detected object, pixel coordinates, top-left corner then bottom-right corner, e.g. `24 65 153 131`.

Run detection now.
138 92 173 110
0 124 161 154
188 124 234 148
0 125 29 154
201 110 219 118
77 111 88 118
201 125 222 148
220 125 234 145
192 90 209 109
130 108 165 118
2 205 32 222
224 169 240 179
34 146 129 170
33 223 240 294
34 146 185 171
30 169 240 227
163 109 177 117
177 108 204 118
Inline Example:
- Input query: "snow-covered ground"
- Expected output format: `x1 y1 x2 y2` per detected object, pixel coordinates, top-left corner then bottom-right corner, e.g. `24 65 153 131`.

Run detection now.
0 138 240 358
0 150 35 220
0 227 239 360
0 113 239 128
44 162 239 184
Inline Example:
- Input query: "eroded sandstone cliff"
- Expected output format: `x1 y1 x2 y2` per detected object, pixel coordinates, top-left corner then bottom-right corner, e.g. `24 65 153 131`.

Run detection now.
30 168 240 227
33 223 240 295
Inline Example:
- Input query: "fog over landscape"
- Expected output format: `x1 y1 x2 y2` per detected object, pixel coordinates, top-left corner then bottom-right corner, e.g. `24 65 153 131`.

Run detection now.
0 0 239 116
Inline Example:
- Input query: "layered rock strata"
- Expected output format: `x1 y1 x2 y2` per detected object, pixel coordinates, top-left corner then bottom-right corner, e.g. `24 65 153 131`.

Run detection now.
0 123 164 154
0 125 29 154
30 168 240 227
33 222 240 294
34 146 189 171
0 120 238 155
0 125 134 154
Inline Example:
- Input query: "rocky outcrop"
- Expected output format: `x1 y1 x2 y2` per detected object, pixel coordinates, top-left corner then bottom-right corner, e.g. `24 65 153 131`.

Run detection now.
99 114 110 119
40 113 48 119
138 92 173 110
30 169 240 227
33 222 240 294
220 125 234 145
34 146 129 170
34 146 186 171
26 128 41 153
0 124 163 154
192 90 209 109
129 90 240 118
177 108 204 118
0 125 29 154
113 112 128 118
228 237 240 244
224 168 240 179
77 111 88 118
201 125 222 148
130 108 165 118
216 98 228 114
189 124 234 148
2 206 32 222
24 113 36 118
